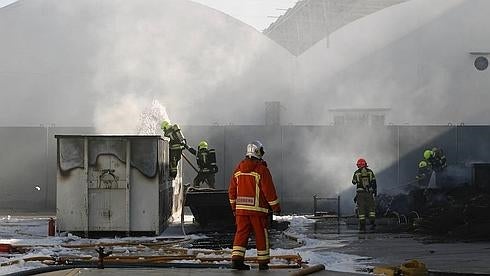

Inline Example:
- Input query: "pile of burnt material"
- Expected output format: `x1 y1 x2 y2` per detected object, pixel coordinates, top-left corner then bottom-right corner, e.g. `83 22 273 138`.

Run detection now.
377 185 490 240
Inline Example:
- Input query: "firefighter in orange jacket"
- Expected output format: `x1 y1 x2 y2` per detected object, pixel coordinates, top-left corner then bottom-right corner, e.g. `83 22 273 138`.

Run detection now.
228 140 281 271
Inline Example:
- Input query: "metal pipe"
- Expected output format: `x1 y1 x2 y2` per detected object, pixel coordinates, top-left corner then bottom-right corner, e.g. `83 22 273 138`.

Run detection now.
181 186 188 236
126 139 131 236
84 137 89 237
337 195 341 234
44 125 49 209
397 126 400 188
290 264 326 276
313 195 317 216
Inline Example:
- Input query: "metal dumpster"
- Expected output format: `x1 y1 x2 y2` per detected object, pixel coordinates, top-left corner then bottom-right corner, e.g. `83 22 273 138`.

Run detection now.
55 135 182 236
185 189 234 229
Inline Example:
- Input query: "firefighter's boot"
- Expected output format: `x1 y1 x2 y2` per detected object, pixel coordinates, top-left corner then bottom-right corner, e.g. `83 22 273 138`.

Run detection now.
259 263 269 271
370 221 376 231
359 220 366 232
231 260 250 270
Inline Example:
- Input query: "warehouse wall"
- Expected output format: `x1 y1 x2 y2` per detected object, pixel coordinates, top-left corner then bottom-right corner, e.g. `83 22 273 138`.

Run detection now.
0 125 487 214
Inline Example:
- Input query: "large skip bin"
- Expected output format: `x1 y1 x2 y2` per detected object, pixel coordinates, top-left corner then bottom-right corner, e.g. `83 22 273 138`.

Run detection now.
185 189 234 229
55 135 182 236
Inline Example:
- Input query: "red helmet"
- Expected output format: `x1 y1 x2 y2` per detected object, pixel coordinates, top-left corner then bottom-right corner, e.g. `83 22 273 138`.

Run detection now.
356 158 367 168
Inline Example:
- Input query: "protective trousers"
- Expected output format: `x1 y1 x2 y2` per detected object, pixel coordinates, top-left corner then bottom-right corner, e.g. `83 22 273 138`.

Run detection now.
357 191 375 225
169 146 182 179
193 172 215 188
232 215 270 264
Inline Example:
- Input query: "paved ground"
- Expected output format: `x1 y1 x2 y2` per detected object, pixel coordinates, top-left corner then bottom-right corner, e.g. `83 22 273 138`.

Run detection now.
301 219 490 275
37 267 356 275
3 214 490 275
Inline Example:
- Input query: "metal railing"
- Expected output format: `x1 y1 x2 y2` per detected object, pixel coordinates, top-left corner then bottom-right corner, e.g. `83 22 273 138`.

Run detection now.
312 195 341 233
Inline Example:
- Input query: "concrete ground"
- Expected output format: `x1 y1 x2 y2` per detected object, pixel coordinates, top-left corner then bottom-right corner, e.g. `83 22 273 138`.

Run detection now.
3 215 490 275
37 267 356 275
302 219 490 275
334 232 490 274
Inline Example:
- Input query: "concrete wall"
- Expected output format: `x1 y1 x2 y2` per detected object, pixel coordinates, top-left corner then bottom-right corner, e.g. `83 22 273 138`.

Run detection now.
1 125 489 214
176 124 490 214
0 127 95 212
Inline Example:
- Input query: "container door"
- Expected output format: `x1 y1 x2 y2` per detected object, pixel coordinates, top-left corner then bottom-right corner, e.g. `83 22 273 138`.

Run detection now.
88 154 128 231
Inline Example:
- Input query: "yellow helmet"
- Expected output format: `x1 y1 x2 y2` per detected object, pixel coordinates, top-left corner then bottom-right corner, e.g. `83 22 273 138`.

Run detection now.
198 140 208 150
423 150 433 160
160 120 171 130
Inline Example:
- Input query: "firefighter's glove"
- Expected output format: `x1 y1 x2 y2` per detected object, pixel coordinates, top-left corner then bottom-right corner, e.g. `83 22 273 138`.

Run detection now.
232 210 236 217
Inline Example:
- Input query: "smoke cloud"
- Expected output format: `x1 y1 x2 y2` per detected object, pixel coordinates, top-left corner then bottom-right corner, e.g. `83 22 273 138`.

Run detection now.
0 0 293 128
290 0 490 126
89 0 293 131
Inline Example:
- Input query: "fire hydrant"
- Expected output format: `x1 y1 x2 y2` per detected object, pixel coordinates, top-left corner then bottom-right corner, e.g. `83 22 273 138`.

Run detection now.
48 217 55 236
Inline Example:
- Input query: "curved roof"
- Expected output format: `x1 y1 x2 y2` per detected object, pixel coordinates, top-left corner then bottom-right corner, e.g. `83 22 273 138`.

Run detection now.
264 0 409 56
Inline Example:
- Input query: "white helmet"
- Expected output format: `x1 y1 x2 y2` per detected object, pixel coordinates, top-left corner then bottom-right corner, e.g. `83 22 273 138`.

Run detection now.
246 140 264 159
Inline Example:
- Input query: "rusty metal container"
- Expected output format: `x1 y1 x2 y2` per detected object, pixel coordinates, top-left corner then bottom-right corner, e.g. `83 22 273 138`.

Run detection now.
55 135 182 236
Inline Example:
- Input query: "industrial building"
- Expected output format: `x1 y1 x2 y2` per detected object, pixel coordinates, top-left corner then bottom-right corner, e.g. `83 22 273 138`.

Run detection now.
0 0 489 274
263 0 408 55
1 123 488 215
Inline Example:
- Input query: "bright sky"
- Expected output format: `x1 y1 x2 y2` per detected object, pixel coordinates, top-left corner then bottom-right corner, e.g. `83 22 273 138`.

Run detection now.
190 0 298 31
0 0 298 31
0 0 16 8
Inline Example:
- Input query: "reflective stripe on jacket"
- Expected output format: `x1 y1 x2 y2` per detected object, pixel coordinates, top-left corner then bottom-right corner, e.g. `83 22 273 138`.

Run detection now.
352 167 376 192
228 157 280 215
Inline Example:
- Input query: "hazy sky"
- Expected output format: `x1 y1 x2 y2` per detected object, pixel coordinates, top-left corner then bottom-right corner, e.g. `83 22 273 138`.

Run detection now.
0 0 298 31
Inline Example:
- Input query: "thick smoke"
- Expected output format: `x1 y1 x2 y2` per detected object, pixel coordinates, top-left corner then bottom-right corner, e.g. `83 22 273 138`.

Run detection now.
2 0 487 129
89 0 293 131
0 0 293 128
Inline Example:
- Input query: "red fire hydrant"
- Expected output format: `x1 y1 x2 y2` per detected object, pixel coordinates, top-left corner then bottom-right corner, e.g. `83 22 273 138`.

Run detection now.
48 217 56 236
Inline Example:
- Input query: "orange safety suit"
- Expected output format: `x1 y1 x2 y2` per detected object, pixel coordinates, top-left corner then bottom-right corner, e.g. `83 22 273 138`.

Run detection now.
228 157 281 265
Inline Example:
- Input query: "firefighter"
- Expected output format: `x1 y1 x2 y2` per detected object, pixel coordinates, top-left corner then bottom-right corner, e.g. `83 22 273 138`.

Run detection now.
160 120 188 179
416 160 432 188
431 147 447 172
228 141 281 271
352 158 377 232
423 149 436 167
187 140 218 189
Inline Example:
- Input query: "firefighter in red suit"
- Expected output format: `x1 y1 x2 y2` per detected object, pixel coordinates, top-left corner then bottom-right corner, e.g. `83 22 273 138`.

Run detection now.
228 140 281 271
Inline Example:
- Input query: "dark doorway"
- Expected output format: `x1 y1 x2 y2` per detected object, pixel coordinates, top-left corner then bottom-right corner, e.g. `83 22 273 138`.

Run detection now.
472 163 490 190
